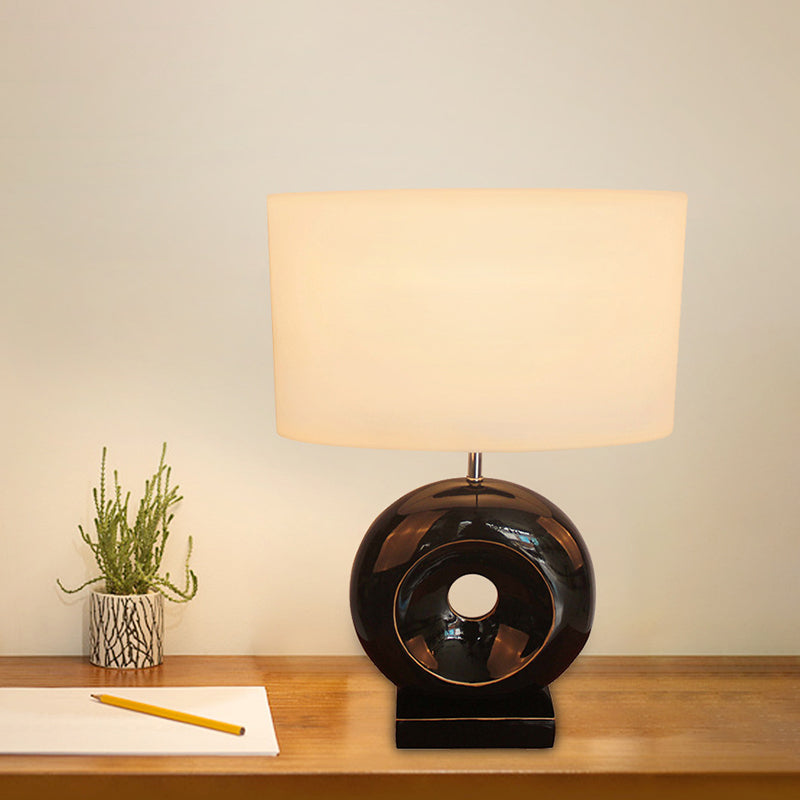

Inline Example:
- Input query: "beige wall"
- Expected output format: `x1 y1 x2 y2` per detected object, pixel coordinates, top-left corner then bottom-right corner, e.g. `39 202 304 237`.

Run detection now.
1 1 797 656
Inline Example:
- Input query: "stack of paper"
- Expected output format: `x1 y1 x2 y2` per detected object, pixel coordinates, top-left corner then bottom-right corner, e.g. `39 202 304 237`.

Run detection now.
0 686 279 756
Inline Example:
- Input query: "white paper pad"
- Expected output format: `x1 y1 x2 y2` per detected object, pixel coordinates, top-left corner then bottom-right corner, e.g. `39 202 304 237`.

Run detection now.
0 686 279 756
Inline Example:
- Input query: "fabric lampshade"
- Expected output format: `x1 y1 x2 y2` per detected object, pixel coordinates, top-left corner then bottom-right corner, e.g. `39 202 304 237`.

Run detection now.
267 188 687 452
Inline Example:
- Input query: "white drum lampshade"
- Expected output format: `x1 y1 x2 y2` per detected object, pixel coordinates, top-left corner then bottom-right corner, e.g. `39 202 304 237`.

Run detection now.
267 188 687 452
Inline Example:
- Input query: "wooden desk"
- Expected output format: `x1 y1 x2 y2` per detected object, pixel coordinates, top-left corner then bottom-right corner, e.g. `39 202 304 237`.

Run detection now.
0 655 798 799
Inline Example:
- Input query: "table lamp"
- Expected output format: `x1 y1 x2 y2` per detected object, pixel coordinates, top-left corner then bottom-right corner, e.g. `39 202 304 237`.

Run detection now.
267 188 687 748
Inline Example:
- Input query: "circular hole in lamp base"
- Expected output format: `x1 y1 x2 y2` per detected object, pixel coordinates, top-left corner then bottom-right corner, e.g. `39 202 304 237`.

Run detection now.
447 573 498 619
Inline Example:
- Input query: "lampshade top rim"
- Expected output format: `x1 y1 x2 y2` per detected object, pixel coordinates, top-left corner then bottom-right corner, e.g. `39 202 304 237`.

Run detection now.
268 187 687 200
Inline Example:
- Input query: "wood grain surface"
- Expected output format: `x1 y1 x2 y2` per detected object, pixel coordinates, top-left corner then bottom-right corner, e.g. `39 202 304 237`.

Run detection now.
1 655 798 799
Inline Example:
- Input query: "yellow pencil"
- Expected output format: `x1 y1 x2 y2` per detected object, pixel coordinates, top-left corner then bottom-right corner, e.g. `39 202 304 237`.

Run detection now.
90 693 246 735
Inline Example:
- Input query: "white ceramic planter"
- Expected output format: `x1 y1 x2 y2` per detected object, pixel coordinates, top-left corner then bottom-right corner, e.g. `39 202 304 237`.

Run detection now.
89 590 164 668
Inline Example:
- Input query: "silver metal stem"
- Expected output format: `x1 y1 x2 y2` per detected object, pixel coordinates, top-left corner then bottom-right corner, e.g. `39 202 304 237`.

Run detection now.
467 452 483 482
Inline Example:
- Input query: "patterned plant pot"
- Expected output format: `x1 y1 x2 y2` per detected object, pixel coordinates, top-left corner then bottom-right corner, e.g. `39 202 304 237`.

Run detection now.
89 590 164 669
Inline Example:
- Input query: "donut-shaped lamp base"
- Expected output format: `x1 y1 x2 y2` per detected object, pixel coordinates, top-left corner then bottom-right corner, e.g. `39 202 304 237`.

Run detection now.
350 476 595 748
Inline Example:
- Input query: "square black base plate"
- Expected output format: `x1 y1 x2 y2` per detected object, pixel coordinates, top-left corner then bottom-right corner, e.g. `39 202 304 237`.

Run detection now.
395 685 555 749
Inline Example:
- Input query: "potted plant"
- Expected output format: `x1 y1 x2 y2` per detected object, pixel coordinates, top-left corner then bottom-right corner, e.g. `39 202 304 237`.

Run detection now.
58 443 197 668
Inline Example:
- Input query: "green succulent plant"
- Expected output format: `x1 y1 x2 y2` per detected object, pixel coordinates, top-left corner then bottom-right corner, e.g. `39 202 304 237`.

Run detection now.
57 443 197 602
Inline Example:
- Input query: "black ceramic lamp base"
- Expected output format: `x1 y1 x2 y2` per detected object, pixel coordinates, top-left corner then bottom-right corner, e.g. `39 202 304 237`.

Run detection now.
396 685 555 749
350 468 595 749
